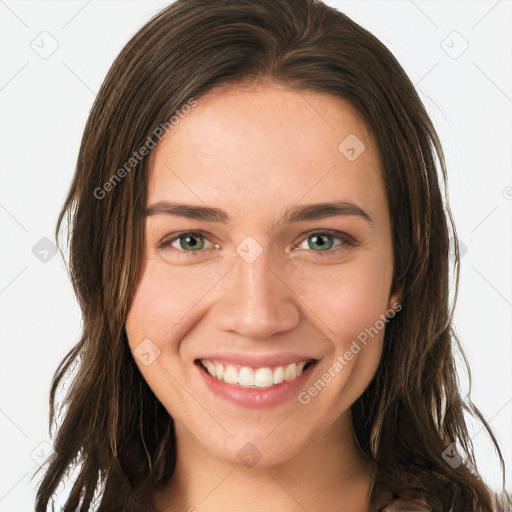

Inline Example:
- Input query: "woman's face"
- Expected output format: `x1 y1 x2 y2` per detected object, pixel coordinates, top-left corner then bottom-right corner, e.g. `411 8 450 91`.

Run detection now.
125 82 399 466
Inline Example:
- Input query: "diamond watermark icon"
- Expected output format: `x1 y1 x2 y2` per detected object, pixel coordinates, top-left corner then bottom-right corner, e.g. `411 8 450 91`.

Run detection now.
237 442 262 467
133 338 161 366
442 442 464 469
30 441 54 467
32 236 58 263
448 236 468 261
30 31 59 60
236 236 263 264
441 31 469 60
338 134 365 161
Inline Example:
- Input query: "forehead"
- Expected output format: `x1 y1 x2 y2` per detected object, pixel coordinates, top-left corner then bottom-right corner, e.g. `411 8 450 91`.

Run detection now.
147 83 384 222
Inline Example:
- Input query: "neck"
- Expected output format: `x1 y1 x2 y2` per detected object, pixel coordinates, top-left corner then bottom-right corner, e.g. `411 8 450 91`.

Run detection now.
150 413 375 512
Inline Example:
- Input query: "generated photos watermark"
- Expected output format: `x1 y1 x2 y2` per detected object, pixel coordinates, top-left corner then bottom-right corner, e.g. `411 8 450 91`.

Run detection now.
93 97 198 200
298 301 402 405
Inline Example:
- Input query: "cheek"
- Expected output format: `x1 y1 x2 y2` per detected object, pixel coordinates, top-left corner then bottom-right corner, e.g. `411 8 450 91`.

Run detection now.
291 258 393 414
292 252 394 348
125 256 220 346
125 258 219 418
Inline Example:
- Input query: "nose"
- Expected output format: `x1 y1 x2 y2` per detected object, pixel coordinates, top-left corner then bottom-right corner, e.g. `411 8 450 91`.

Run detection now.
212 248 301 340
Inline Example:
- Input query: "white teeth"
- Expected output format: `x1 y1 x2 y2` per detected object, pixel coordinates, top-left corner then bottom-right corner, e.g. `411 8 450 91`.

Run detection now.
203 360 216 378
273 366 284 384
284 363 297 381
214 362 223 380
200 359 312 388
238 367 254 387
254 367 273 388
223 365 238 384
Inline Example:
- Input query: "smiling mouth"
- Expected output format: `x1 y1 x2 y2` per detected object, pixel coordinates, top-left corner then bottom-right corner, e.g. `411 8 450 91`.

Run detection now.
195 359 317 388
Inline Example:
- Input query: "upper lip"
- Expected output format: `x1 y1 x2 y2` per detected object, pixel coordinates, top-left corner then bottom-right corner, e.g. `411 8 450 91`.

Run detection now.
194 353 319 368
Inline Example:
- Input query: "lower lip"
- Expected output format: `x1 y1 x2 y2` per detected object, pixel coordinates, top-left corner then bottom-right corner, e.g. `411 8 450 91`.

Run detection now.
196 362 316 408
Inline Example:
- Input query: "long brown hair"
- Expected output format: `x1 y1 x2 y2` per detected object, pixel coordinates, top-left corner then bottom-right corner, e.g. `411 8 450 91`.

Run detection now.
34 1 510 510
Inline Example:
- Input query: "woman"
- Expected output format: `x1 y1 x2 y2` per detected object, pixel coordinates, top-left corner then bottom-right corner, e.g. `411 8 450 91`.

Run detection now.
34 0 510 511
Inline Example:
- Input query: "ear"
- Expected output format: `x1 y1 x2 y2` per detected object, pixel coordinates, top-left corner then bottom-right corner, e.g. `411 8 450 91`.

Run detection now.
388 279 403 310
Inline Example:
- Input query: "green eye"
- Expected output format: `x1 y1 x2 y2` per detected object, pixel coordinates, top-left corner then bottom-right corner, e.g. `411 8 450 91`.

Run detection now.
307 234 334 251
294 230 355 254
178 233 204 251
160 232 212 252
159 230 354 259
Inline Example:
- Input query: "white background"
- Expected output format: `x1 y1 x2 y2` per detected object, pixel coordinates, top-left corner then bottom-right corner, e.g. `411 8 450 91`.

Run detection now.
0 0 511 509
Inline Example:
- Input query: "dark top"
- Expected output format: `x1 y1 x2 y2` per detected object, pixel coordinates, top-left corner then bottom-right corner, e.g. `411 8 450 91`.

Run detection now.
379 495 432 511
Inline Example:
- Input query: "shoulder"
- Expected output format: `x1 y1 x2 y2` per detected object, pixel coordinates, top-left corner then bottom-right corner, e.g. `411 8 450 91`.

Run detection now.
378 495 432 511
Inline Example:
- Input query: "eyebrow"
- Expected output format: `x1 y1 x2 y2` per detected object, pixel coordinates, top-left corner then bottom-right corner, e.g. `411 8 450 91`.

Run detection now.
145 200 373 226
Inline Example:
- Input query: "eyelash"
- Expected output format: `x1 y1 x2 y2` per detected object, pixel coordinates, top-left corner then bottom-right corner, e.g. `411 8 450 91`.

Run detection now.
158 230 356 257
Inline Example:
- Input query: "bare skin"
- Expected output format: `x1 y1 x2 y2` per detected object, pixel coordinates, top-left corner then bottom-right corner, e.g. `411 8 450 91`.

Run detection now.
125 81 400 512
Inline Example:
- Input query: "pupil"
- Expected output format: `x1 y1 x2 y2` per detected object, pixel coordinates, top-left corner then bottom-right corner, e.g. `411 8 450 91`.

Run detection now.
182 234 202 250
310 234 332 251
